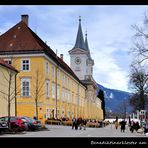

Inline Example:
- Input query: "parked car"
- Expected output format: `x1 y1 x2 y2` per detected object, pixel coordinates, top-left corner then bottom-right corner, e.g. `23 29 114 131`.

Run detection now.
20 116 42 131
0 120 8 134
0 116 26 132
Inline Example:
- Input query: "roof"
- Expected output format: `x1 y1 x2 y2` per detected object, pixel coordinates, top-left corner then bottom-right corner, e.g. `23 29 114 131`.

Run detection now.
0 59 18 73
0 21 43 52
0 20 85 87
72 17 86 51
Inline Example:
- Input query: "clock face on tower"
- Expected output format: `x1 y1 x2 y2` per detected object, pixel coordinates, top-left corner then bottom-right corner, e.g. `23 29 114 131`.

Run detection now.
75 57 81 65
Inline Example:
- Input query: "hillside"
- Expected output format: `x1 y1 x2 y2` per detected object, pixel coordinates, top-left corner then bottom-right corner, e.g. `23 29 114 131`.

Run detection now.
97 84 132 113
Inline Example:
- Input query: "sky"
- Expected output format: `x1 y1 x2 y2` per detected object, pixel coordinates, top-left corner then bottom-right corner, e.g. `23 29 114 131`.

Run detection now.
0 5 148 92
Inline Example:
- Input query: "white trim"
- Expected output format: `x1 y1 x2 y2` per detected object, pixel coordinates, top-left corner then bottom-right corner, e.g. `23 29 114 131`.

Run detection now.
21 58 30 72
21 77 30 97
45 61 49 74
46 80 50 98
52 83 55 99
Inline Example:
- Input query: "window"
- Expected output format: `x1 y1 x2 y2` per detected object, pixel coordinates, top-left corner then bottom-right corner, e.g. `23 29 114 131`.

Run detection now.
46 80 49 98
46 108 50 119
77 96 79 105
21 78 30 97
68 111 70 118
46 62 49 74
21 59 30 71
57 85 60 100
67 91 70 103
52 83 55 98
91 67 93 73
62 89 65 102
72 93 74 104
62 74 64 84
57 69 60 80
52 66 55 78
5 59 12 65
67 78 69 88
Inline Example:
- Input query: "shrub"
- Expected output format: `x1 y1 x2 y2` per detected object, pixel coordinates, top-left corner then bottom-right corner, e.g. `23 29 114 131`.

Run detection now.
86 122 99 128
45 119 61 125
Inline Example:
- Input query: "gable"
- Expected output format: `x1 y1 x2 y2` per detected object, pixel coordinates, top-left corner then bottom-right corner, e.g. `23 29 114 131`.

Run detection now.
69 48 88 55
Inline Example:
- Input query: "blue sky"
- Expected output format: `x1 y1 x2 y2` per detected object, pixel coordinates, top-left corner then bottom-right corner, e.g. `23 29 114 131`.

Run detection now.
0 5 148 92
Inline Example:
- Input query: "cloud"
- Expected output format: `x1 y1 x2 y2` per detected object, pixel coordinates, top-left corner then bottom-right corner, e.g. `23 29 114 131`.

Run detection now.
0 5 148 92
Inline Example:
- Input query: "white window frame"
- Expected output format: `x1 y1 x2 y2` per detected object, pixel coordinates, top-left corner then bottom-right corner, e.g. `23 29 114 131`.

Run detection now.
46 80 50 98
67 91 70 103
72 93 74 104
21 58 30 71
46 108 50 119
57 69 60 81
62 74 64 84
46 61 49 74
57 85 60 100
62 88 65 102
52 83 55 99
21 78 30 97
52 65 55 78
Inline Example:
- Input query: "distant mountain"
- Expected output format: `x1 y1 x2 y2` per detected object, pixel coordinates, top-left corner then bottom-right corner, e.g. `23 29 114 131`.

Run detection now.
97 83 132 113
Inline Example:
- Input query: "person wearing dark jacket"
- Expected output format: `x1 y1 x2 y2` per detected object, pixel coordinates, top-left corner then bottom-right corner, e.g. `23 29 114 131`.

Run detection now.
72 118 76 129
83 119 87 130
120 119 126 132
74 118 78 130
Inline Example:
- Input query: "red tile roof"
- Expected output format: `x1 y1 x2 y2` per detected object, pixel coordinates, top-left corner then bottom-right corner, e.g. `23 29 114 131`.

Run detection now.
0 59 18 73
0 21 85 86
0 21 43 52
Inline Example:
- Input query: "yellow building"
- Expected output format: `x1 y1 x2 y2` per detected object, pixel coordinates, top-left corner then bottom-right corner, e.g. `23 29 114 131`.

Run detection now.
0 59 18 117
0 14 103 122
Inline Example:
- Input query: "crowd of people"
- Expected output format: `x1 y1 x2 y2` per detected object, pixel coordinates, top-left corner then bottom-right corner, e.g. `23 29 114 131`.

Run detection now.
72 117 87 130
114 119 148 135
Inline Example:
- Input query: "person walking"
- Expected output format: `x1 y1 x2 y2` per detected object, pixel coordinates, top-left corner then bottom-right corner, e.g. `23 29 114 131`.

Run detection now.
74 118 78 130
72 118 76 129
83 119 87 130
120 119 126 132
130 120 134 133
114 121 119 130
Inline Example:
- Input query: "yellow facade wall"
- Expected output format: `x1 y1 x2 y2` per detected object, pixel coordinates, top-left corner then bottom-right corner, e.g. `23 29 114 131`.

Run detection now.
0 65 16 117
2 54 103 123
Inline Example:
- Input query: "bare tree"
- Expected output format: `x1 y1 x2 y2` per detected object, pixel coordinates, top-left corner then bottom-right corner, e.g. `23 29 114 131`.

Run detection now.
115 99 128 119
129 62 148 111
31 69 46 120
0 67 19 129
131 11 148 64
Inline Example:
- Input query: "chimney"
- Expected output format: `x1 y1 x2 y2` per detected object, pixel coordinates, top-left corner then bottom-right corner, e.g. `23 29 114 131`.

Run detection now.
21 14 29 26
60 54 63 60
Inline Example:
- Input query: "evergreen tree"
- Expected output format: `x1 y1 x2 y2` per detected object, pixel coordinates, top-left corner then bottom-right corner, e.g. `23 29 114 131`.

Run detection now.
97 89 106 120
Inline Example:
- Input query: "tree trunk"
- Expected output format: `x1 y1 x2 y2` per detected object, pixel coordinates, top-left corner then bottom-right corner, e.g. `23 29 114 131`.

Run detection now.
35 98 38 120
8 73 12 130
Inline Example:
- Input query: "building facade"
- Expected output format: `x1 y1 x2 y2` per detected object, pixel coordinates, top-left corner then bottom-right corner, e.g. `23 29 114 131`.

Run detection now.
0 15 103 122
0 59 18 117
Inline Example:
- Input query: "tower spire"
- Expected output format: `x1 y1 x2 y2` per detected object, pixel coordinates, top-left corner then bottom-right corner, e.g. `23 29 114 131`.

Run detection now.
85 29 89 50
84 29 91 55
73 16 86 50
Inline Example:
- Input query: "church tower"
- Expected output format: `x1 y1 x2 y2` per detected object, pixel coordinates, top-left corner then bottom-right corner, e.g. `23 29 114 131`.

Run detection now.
69 17 94 81
68 17 103 120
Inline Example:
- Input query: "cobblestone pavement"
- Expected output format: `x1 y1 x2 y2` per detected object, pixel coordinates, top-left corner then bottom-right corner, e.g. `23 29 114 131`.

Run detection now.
0 124 147 137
